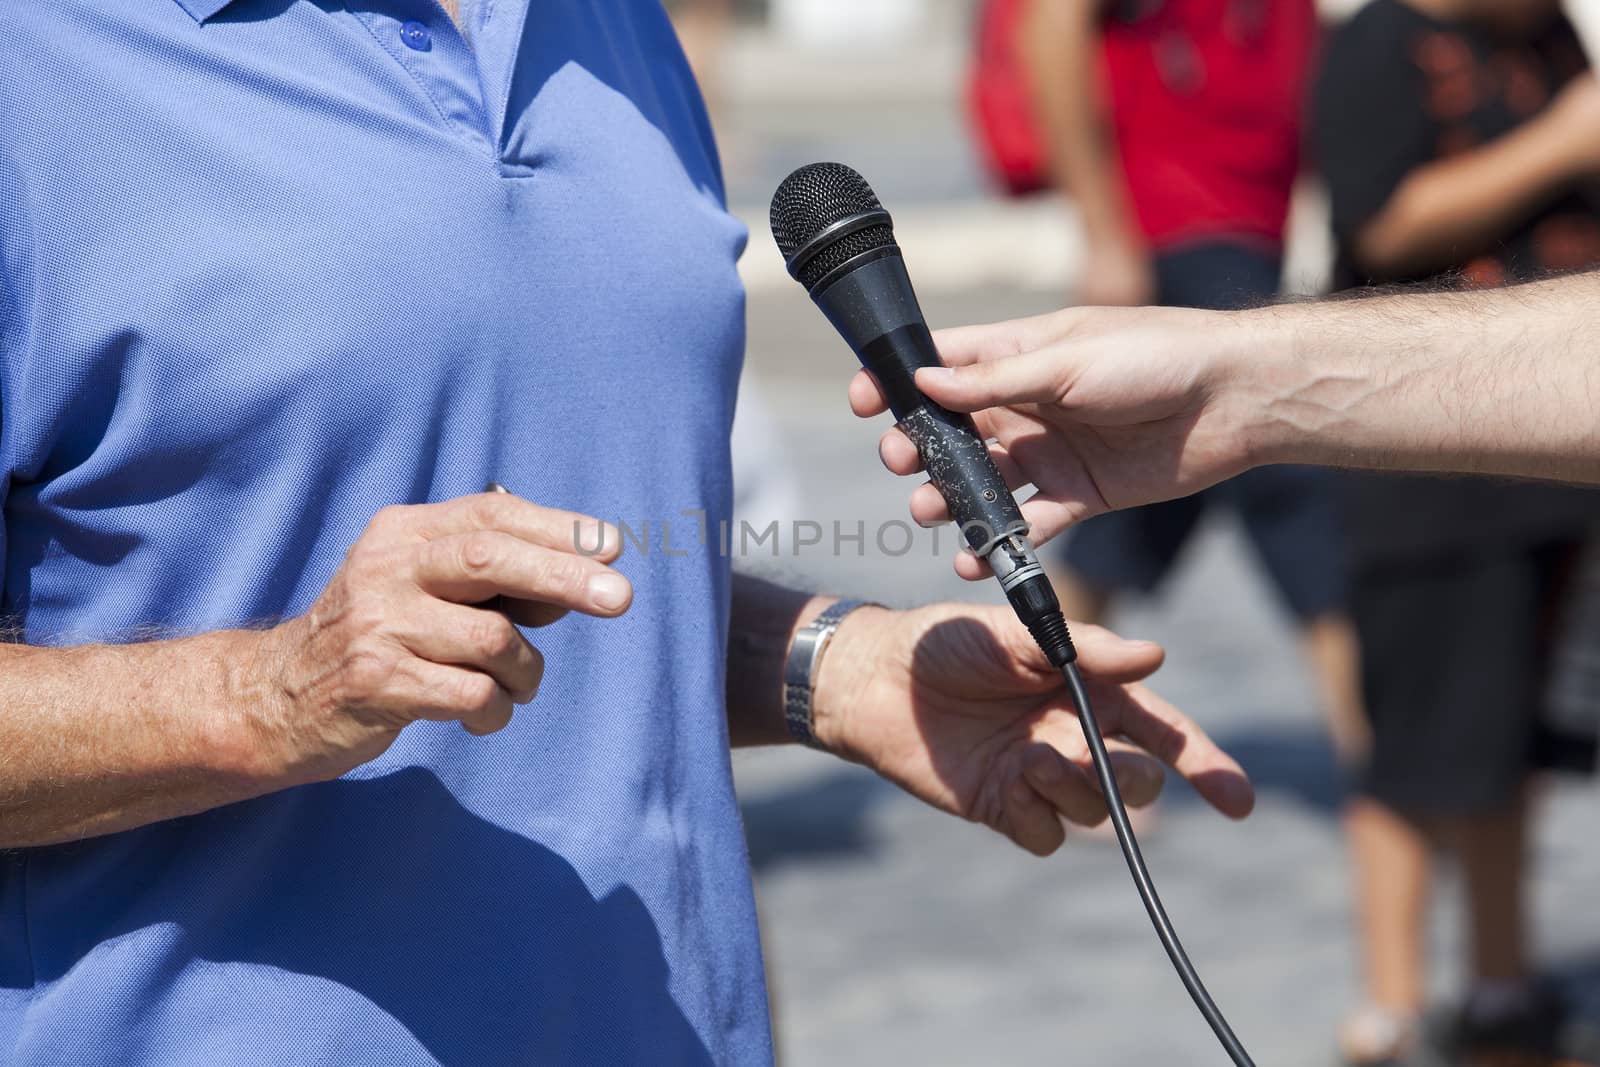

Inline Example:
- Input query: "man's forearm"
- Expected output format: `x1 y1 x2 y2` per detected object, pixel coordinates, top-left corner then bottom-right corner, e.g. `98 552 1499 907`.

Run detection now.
725 576 830 749
0 493 647 848
1353 114 1578 278
1241 273 1600 484
725 575 892 751
0 630 287 848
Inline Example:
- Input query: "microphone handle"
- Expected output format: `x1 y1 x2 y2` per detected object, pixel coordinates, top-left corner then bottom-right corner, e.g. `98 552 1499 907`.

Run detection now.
812 256 1027 554
897 392 1025 556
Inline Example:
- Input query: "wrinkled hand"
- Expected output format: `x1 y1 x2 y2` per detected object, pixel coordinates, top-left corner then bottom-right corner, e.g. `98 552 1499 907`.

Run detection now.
253 493 632 783
813 602 1254 856
849 305 1258 579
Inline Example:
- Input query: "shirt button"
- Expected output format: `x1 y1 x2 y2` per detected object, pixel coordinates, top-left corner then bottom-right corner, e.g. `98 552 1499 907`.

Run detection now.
400 20 432 51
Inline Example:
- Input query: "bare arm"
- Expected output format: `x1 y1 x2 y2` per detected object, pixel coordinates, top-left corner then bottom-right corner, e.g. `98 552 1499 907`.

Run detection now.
0 493 632 848
1353 77 1600 278
724 575 839 749
0 632 283 846
849 272 1600 572
1019 0 1151 306
1244 275 1600 482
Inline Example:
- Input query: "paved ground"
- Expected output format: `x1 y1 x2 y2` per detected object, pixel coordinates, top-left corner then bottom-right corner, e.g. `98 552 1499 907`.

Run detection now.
733 283 1600 1066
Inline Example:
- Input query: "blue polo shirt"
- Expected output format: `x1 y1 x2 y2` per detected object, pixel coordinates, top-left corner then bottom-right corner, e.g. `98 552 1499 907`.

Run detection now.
0 2 769 1063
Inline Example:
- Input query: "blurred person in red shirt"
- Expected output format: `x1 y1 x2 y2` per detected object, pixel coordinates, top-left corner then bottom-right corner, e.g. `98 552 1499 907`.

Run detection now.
1013 2 1368 776
1313 2 1600 1063
1021 0 1315 307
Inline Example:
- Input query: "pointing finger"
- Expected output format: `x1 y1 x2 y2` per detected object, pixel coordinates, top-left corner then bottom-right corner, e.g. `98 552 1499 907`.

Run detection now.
371 494 623 564
415 532 634 618
1094 682 1256 820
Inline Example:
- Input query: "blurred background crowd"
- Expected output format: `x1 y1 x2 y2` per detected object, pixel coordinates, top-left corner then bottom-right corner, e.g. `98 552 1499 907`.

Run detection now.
665 1 1600 1064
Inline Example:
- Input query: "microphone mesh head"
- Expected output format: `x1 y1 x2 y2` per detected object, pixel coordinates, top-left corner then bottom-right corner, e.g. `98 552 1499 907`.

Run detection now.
770 162 897 289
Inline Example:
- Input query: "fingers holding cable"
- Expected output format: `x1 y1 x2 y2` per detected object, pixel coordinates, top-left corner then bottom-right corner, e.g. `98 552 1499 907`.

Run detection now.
1001 721 1168 855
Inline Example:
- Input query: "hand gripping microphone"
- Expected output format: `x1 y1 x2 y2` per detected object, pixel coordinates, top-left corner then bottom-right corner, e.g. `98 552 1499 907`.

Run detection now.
770 162 1257 1067
769 162 1076 670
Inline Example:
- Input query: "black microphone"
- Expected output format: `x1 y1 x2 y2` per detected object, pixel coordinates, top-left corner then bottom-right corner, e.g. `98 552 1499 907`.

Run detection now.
770 162 1075 669
770 163 1260 1067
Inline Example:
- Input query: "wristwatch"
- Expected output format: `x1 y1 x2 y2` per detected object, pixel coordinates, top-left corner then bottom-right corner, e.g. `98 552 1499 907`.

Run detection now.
782 598 882 749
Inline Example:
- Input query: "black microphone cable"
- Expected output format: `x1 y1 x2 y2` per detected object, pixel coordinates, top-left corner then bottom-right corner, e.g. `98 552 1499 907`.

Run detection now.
771 161 1258 1067
1061 658 1256 1067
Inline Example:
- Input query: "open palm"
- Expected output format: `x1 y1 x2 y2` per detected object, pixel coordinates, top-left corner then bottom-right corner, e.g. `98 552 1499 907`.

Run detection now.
823 603 1254 856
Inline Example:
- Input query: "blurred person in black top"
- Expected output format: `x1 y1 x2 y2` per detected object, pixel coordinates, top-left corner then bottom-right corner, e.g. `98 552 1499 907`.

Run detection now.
1313 2 1600 1063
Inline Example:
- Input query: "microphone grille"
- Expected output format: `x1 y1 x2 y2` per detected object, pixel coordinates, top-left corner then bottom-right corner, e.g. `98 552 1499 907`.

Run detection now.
770 162 897 289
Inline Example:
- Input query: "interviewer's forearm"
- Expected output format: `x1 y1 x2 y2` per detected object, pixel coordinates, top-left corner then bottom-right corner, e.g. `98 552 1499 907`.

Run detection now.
0 630 289 847
1240 273 1600 484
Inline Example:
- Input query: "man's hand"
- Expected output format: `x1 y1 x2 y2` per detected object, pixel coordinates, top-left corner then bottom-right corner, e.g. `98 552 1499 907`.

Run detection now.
849 304 1257 578
250 492 633 784
810 601 1254 856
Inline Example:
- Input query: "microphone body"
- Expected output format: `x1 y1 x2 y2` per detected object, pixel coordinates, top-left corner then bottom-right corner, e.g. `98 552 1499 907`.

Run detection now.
773 167 1074 667
811 255 1024 554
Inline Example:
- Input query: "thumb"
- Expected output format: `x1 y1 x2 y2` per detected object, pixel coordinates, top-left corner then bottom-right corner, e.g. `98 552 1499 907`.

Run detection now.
915 352 1068 413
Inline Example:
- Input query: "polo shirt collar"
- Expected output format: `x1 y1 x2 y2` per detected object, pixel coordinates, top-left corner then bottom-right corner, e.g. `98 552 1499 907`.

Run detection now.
175 0 242 22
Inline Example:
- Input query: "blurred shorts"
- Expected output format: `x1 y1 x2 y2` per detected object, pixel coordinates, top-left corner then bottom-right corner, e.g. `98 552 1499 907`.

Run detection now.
1060 240 1350 620
1064 465 1348 620
1354 540 1595 817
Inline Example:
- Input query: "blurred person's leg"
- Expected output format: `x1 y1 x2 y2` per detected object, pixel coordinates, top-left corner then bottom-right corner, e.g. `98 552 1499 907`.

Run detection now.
1441 542 1590 1057
1426 793 1575 1059
1304 615 1370 765
1343 542 1557 1061
1346 798 1432 1022
1450 797 1529 991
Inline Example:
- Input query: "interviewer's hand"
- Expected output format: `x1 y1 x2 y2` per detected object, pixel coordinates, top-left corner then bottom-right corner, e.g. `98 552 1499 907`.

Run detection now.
849 305 1256 579
811 601 1254 855
251 493 631 783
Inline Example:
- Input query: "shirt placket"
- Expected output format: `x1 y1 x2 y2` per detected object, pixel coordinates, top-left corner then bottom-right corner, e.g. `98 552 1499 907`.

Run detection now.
354 0 495 156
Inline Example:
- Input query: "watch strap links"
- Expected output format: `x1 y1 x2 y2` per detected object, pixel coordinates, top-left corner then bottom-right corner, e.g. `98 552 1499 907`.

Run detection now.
782 598 882 749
